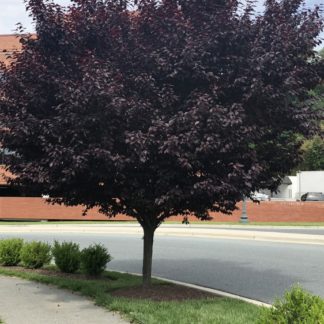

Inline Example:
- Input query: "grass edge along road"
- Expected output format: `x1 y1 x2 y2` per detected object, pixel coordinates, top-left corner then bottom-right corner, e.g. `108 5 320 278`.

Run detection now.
0 267 262 324
1 220 324 227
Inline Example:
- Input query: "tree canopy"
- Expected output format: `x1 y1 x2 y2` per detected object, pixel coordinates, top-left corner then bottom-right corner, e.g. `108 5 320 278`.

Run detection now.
297 47 324 171
300 136 324 171
0 0 323 285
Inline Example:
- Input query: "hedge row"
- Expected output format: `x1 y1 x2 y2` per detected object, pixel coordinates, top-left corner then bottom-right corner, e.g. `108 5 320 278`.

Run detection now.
0 238 111 276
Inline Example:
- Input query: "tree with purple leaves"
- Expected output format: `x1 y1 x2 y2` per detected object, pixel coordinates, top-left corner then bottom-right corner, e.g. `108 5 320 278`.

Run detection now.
0 0 323 287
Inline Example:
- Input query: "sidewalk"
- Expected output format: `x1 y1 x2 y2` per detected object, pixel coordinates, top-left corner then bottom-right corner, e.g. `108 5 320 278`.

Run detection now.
0 275 128 324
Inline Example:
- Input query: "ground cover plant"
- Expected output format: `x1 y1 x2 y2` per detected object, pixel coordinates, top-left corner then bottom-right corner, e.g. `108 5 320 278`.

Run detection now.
0 266 262 324
0 0 323 287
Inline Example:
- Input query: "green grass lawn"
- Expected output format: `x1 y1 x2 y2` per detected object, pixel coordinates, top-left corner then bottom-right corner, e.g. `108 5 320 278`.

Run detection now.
228 222 324 226
170 221 324 226
0 267 262 324
1 220 324 226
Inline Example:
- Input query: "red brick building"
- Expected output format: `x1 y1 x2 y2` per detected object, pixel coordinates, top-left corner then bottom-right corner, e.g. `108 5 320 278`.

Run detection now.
0 34 21 66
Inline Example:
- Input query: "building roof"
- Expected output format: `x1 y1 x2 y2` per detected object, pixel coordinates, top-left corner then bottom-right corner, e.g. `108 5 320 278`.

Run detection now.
0 36 21 185
0 34 22 65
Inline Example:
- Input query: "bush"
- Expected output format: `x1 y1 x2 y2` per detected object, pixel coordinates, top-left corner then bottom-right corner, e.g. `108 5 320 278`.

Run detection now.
20 241 52 269
81 243 111 276
258 285 324 324
52 240 81 273
0 238 24 266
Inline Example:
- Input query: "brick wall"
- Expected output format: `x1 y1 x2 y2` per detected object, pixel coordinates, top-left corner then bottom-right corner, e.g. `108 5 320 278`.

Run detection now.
0 197 324 222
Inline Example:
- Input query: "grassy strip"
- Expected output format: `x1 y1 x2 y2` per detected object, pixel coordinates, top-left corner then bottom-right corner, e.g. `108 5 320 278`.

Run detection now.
1 220 324 226
0 221 136 225
0 267 262 324
246 222 324 226
168 221 324 226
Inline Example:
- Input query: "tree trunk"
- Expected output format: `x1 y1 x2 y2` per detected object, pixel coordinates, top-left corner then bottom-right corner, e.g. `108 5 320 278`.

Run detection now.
142 225 155 288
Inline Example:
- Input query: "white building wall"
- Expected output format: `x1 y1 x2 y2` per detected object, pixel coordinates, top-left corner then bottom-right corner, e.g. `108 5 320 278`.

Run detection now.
264 171 324 200
290 176 299 200
270 176 297 200
296 171 324 199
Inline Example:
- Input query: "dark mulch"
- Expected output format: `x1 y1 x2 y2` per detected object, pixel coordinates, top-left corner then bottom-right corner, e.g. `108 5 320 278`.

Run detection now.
112 284 219 301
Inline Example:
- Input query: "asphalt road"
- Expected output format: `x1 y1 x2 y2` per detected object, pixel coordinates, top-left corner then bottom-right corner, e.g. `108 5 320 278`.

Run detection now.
1 231 323 303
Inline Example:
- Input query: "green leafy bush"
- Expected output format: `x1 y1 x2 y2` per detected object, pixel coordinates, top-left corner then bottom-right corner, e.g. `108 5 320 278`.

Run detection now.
20 241 52 269
52 240 81 273
0 238 24 266
81 243 111 276
258 285 324 324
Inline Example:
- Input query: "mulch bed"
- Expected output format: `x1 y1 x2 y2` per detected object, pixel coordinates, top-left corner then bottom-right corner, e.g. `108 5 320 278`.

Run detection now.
111 284 219 301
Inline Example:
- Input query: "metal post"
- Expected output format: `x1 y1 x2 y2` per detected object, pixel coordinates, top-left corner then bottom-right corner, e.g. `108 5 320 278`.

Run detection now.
240 197 248 223
298 171 302 200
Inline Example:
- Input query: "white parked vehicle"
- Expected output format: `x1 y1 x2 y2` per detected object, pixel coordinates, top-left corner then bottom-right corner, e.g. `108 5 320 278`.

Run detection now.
251 192 270 202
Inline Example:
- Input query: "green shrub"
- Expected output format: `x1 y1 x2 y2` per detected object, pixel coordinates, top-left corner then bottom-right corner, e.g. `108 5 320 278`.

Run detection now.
20 241 52 269
258 285 324 324
52 240 81 273
0 238 24 266
81 243 111 276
